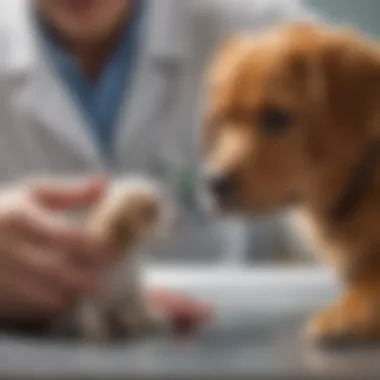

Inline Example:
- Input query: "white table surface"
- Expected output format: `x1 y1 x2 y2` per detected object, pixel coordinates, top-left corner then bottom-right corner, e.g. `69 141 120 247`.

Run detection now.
1 266 377 380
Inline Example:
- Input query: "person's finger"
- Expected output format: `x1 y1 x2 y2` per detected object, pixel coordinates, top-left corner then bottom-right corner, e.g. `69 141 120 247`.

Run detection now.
30 175 108 210
12 205 110 262
3 240 100 296
0 271 67 318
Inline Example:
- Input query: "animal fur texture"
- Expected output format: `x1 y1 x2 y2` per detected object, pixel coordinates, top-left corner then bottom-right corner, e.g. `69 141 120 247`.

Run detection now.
202 22 380 344
52 176 175 341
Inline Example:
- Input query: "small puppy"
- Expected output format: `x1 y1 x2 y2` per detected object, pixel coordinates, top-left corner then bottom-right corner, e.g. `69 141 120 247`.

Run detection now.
53 176 175 341
202 23 380 344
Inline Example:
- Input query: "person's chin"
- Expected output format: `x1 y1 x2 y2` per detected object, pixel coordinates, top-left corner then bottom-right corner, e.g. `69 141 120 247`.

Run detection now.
69 30 100 42
61 21 107 42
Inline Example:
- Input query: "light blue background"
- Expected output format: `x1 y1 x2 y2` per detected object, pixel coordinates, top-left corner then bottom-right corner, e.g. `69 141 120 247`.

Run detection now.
307 0 380 36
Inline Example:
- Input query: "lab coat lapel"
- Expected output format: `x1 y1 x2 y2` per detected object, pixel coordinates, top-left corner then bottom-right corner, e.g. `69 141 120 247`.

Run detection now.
10 7 105 170
20 62 105 169
113 61 177 170
113 0 194 171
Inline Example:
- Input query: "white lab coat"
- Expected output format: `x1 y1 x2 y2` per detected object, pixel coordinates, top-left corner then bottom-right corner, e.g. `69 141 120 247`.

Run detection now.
0 0 317 263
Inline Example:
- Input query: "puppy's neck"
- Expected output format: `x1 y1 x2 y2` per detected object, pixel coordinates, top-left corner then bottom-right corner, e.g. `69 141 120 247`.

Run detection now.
329 140 380 222
305 139 380 223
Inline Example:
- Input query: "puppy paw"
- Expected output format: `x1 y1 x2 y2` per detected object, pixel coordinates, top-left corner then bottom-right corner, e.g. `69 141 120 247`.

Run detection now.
305 307 352 345
305 285 380 345
87 177 175 251
80 312 109 342
52 304 109 342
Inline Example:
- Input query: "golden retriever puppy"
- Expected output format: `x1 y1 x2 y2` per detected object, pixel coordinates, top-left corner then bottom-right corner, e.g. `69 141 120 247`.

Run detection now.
202 23 380 344
53 176 175 341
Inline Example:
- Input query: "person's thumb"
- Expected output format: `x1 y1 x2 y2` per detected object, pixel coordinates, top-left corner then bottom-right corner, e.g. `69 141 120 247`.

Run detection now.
30 175 107 210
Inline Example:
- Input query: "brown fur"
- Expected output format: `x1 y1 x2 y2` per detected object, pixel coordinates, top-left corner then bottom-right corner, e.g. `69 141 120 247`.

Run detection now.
202 23 380 343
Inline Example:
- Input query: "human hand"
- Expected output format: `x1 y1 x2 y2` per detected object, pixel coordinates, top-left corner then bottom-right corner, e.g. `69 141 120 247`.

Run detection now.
0 176 110 320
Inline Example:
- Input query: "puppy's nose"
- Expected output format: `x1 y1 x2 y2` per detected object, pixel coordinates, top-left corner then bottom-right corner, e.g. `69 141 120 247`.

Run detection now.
206 172 236 200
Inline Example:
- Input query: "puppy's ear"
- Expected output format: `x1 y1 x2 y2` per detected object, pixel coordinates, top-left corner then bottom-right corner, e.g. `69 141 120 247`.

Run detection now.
294 29 380 159
321 32 380 138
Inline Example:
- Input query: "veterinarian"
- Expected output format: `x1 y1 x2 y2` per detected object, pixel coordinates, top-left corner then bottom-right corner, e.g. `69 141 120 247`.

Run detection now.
0 0 316 323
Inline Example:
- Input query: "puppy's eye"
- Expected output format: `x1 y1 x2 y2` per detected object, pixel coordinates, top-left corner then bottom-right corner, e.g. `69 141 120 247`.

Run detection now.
259 106 292 134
